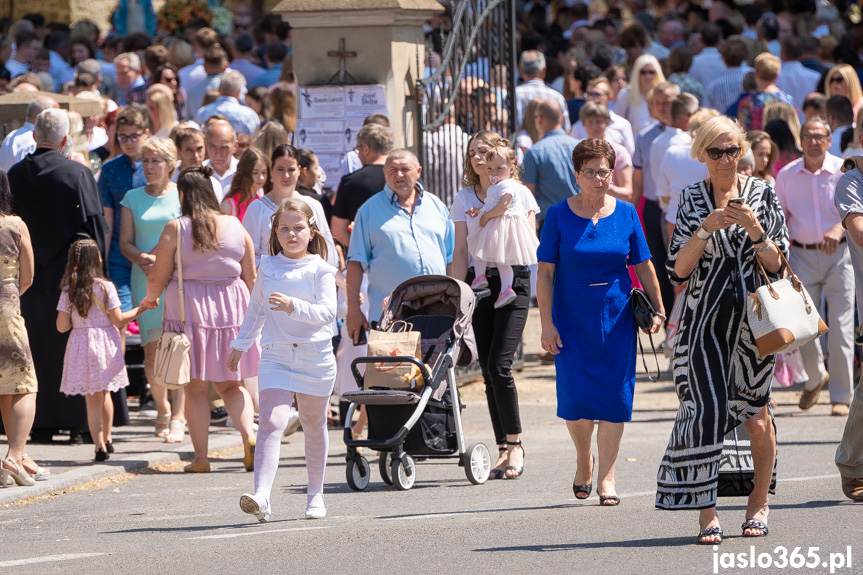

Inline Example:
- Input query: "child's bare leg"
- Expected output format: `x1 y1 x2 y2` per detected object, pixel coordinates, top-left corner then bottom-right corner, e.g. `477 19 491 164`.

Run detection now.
85 392 106 452
102 391 113 444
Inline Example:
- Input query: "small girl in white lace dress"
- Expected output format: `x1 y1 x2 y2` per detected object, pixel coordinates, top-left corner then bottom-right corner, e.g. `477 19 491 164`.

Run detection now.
56 239 152 462
467 143 540 308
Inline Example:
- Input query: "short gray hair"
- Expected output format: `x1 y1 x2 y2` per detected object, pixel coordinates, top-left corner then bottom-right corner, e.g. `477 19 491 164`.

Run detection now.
385 148 420 169
219 71 246 96
356 124 393 155
801 116 832 138
34 108 70 145
114 52 141 71
519 50 546 78
25 95 57 122
76 58 102 79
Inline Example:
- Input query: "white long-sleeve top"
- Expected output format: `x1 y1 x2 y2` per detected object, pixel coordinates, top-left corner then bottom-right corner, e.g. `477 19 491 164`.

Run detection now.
231 253 338 351
242 194 338 269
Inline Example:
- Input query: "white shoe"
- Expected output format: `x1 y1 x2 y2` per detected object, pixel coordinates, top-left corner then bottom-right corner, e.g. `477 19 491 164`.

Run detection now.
305 493 326 519
239 493 271 523
283 409 301 437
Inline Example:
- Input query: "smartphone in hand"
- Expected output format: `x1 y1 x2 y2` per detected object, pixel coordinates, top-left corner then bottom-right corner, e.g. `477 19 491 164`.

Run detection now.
727 197 745 205
354 329 367 346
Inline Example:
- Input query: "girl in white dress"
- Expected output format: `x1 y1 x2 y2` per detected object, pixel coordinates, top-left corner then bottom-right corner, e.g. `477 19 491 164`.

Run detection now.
229 198 338 522
467 143 540 308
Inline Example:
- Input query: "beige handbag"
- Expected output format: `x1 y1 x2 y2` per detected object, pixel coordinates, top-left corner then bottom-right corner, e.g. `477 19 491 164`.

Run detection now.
364 320 425 391
746 248 828 358
153 225 191 390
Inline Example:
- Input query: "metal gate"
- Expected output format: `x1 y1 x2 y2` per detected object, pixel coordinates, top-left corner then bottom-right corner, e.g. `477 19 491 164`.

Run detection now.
416 0 517 206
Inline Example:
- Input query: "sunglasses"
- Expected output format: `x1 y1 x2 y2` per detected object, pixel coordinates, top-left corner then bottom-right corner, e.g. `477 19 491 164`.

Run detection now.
640 69 656 76
705 146 742 160
830 76 844 84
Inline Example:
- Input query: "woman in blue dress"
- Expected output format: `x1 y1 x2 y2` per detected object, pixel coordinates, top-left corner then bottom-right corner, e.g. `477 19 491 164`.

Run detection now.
537 138 664 506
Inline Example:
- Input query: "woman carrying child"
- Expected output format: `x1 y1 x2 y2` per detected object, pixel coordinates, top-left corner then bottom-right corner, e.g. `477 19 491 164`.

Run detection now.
229 198 337 522
57 239 155 461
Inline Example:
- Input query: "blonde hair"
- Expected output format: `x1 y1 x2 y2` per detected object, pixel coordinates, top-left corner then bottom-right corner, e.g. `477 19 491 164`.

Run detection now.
689 108 721 137
147 85 177 132
825 64 863 106
268 198 328 260
140 137 179 178
754 53 780 83
627 54 665 113
519 99 541 143
463 130 505 187
690 116 750 162
484 141 520 182
763 101 802 149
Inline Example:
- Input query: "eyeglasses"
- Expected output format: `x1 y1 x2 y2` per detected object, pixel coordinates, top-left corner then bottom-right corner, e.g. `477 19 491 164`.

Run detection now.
640 69 656 76
578 168 613 180
802 134 829 142
117 133 143 143
830 76 845 84
705 146 741 160
585 91 609 99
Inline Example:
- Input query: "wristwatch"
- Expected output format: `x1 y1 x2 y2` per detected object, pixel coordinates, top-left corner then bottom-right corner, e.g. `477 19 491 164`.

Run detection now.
695 224 712 240
752 231 768 245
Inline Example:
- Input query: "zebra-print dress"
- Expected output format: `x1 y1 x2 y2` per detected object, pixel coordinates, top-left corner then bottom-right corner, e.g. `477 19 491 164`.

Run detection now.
655 176 789 510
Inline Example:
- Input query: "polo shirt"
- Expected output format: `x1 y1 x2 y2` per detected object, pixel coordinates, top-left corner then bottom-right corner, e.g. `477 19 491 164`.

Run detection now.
521 129 580 219
347 184 454 314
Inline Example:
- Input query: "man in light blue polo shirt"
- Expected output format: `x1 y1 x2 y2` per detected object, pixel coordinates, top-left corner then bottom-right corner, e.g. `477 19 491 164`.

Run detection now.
522 99 580 235
346 149 454 341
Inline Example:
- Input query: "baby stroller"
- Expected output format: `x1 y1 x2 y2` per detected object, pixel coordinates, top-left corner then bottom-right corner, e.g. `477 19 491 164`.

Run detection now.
342 275 492 490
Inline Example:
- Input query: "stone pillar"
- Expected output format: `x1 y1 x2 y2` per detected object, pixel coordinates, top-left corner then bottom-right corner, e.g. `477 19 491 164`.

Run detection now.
271 0 444 150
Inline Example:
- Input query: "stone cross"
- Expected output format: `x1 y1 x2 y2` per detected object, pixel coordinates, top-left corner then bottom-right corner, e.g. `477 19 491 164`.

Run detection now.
327 38 358 84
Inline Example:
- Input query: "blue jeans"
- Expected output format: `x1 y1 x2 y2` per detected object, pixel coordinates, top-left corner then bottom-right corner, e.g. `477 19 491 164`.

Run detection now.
107 261 132 312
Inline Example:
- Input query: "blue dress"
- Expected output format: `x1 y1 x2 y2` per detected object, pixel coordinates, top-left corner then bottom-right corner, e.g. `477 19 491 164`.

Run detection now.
537 199 651 423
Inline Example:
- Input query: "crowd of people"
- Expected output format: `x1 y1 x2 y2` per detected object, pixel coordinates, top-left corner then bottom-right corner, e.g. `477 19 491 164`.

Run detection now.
0 0 863 539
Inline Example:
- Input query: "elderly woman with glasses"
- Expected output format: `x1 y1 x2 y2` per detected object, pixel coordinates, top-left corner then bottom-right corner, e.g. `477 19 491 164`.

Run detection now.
537 138 664 507
656 116 789 545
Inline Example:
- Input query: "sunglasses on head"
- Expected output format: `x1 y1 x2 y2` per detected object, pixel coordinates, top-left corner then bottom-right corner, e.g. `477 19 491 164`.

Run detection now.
705 146 741 161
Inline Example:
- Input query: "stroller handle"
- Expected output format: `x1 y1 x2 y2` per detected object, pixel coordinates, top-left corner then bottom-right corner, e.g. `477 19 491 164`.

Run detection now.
351 356 434 388
473 288 491 302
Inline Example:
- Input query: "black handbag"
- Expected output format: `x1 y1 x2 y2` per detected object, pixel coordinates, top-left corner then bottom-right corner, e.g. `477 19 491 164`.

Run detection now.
631 288 661 382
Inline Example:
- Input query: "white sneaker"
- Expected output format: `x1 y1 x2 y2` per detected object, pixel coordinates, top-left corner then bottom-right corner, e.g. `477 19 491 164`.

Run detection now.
283 409 301 437
305 493 326 519
240 493 271 523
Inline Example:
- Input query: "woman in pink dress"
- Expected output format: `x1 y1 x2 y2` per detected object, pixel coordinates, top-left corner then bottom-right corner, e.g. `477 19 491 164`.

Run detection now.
145 166 259 473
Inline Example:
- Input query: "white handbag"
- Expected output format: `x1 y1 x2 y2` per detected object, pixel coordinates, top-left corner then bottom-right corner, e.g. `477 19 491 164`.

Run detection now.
153 226 191 390
746 249 828 358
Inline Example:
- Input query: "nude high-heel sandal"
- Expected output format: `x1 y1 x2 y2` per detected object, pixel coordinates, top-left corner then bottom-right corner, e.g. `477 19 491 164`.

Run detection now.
1 458 35 487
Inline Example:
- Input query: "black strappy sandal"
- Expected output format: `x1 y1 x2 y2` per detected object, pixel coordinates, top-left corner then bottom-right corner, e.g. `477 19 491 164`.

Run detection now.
489 445 507 480
696 526 723 545
599 494 620 506
741 519 769 537
504 441 524 479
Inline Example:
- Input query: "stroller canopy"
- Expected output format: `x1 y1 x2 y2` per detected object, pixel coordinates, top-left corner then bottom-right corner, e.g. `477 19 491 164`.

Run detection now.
379 275 478 367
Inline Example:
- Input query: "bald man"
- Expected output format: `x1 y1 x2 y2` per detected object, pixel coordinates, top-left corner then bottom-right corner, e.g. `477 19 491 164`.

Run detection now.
0 95 59 171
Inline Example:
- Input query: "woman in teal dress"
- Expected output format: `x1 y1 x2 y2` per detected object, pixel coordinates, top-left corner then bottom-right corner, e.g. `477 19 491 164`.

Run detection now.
119 138 185 442
536 139 664 506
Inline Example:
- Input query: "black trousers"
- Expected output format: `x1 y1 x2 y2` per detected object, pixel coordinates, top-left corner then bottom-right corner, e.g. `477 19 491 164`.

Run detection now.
468 266 528 444
642 199 674 318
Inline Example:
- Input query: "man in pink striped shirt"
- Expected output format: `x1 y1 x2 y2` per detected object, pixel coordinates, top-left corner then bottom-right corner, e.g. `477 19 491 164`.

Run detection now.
775 117 854 416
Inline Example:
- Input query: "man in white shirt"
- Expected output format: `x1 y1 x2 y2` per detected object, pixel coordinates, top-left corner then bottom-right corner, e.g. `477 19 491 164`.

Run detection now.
202 119 239 201
776 36 820 122
515 50 570 131
826 96 854 158
688 23 726 88
774 118 853 417
648 93 698 213
0 95 59 171
570 78 635 155
6 29 38 78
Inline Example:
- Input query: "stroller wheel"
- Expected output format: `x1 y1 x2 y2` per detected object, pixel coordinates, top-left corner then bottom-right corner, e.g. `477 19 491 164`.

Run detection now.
391 455 416 491
463 443 491 485
346 457 371 491
379 452 394 486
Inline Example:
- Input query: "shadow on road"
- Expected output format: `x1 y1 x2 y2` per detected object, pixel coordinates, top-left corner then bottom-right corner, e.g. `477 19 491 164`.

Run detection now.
473 535 693 552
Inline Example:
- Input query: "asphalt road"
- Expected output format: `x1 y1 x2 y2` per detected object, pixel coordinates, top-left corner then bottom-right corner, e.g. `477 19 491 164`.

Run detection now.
2 358 861 575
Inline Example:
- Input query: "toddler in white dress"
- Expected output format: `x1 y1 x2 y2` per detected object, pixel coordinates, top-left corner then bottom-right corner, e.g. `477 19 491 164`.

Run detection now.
467 144 539 308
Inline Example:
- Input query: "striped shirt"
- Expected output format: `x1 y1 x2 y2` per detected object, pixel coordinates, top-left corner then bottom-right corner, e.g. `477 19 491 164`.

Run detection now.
515 79 571 131
703 65 753 116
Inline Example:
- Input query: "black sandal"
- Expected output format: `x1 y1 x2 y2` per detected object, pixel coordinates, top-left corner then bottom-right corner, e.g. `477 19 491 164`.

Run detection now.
504 441 524 479
741 519 769 537
696 526 723 545
572 483 592 499
489 446 507 480
599 494 620 506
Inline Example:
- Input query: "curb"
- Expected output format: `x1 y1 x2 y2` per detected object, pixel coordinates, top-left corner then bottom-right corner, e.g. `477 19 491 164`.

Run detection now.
0 433 243 506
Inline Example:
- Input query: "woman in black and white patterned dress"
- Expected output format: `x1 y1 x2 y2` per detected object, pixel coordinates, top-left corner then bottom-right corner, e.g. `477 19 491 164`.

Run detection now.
656 116 789 545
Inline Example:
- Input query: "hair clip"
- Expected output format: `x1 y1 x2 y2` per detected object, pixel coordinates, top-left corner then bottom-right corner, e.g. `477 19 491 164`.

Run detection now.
309 215 316 226
73 266 78 271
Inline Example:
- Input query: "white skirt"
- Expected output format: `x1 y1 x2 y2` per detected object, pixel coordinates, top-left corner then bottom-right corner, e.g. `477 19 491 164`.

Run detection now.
258 341 336 397
467 212 539 266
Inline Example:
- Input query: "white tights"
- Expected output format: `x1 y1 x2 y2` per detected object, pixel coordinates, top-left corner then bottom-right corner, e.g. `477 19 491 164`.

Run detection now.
474 258 514 291
254 388 330 510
